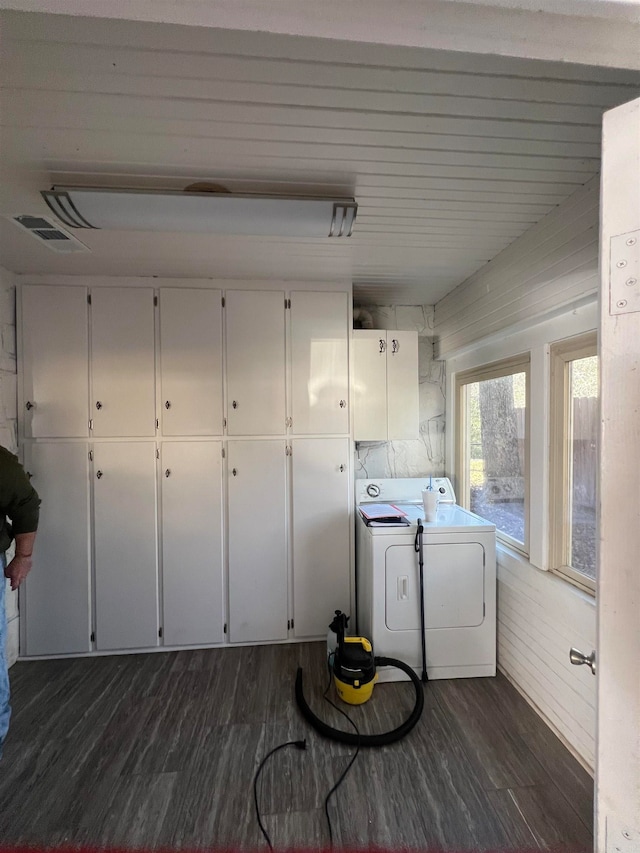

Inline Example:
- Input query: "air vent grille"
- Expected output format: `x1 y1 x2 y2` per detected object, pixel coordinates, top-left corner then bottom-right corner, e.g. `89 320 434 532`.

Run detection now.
10 214 90 253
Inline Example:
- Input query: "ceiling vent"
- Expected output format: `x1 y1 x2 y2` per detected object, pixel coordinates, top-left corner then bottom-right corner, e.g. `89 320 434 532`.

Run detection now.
10 215 90 253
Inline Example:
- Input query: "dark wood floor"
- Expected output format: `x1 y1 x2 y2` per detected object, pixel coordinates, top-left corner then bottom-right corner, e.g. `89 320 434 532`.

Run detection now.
0 643 593 850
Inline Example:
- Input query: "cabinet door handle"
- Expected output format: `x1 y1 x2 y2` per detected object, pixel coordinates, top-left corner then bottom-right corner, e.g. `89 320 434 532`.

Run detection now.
25 401 35 411
339 399 346 408
96 401 103 410
391 339 399 353
339 464 345 472
165 400 171 409
232 468 238 476
379 339 386 353
232 400 238 409
96 470 103 479
165 469 171 478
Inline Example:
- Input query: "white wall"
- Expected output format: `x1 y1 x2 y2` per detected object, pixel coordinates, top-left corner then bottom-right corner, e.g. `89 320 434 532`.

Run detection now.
436 174 602 770
0 266 19 667
434 176 599 360
354 304 446 479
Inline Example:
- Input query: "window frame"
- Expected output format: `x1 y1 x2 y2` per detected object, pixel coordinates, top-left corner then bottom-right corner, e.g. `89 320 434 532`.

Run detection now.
548 332 597 595
455 353 531 556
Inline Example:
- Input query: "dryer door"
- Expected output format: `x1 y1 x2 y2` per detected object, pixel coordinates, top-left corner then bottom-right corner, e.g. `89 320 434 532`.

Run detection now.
385 541 485 630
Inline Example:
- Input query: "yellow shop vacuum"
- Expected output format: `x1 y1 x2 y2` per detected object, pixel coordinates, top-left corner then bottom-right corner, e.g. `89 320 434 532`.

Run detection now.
330 611 378 705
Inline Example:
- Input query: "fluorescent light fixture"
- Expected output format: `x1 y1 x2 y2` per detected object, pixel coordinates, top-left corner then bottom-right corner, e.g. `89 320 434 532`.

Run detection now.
41 187 357 238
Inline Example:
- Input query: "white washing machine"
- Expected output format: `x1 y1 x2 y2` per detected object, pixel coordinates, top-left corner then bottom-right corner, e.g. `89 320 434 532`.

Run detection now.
356 477 496 682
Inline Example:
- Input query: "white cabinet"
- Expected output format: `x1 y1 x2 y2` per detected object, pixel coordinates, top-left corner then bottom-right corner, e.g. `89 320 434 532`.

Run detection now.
292 438 351 638
93 441 159 650
225 290 286 435
161 441 224 646
290 291 349 435
227 440 288 643
22 442 91 655
21 285 89 438
352 330 419 440
91 288 156 437
160 289 223 436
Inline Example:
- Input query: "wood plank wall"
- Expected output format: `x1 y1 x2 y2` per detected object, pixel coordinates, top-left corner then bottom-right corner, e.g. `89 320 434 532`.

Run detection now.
433 176 599 359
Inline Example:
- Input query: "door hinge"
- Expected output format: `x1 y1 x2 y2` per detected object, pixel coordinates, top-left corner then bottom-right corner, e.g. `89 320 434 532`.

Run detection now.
221 447 226 458
88 449 93 461
483 550 486 567
89 418 94 431
223 417 227 430
90 631 95 642
159 627 163 638
156 448 160 459
156 418 159 429
154 295 158 307
483 602 486 617
286 445 292 456
224 622 227 634
291 618 294 630
287 619 291 630
222 296 225 308
285 298 291 309
87 293 92 305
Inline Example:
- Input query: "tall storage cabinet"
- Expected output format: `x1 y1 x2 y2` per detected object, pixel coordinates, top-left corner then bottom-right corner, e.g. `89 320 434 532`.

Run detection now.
93 441 159 651
18 282 352 659
22 441 91 656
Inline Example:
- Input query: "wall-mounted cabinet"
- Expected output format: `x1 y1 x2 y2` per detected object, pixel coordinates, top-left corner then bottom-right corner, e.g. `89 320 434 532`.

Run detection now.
352 330 419 441
19 282 352 659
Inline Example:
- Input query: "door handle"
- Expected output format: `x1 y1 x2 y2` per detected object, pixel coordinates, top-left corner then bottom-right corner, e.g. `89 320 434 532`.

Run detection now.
569 647 596 675
96 470 103 479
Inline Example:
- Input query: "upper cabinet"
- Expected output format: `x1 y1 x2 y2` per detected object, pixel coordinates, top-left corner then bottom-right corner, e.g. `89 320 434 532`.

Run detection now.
290 291 349 435
91 288 156 437
22 285 89 438
225 290 286 435
159 289 223 436
353 330 419 441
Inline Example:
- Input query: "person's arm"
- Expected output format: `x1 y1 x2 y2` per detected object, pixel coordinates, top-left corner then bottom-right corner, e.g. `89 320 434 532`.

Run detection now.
5 530 37 591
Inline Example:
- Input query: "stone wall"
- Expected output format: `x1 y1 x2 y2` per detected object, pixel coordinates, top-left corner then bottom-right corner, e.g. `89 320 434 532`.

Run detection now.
354 305 445 479
0 268 19 666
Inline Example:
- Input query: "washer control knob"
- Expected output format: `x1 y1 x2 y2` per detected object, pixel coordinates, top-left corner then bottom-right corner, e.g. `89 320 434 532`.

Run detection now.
366 484 381 498
439 486 446 494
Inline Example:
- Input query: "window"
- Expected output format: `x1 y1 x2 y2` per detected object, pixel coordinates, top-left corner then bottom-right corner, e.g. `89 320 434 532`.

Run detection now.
456 355 530 553
549 333 598 594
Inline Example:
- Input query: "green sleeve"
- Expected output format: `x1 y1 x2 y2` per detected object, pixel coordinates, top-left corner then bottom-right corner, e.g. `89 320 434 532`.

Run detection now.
4 457 41 534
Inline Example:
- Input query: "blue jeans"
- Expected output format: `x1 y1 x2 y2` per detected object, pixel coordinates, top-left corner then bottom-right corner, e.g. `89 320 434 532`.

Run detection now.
0 552 10 758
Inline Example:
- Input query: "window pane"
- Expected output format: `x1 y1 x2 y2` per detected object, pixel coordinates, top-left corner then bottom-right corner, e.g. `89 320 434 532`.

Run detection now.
568 355 598 580
467 372 526 544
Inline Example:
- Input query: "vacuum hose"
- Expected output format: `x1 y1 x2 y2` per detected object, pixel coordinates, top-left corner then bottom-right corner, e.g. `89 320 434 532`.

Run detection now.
295 656 424 747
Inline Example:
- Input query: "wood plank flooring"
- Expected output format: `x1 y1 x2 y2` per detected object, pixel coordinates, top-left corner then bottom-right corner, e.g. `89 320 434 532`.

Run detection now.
0 643 593 850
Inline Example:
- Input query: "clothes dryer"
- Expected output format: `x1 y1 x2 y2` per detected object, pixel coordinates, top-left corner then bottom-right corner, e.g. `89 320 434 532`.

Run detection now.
356 477 496 681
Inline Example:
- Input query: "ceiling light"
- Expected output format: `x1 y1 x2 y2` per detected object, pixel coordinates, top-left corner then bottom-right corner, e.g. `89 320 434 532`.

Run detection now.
41 187 358 238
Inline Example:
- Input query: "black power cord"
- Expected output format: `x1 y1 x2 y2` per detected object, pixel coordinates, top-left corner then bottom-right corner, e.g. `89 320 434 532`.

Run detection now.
321 653 360 849
253 738 307 850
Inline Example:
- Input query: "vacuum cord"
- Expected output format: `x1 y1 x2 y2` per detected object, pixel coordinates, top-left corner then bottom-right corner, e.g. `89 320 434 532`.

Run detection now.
253 739 307 850
322 653 360 848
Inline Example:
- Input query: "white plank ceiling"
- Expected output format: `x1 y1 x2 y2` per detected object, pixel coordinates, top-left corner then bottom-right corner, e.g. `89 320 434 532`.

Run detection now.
1 10 639 305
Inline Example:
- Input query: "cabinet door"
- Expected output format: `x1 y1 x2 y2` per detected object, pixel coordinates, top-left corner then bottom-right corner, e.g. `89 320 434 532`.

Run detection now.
387 331 419 440
290 292 349 434
160 289 223 436
21 285 89 438
22 442 91 655
227 440 287 643
352 330 388 440
161 441 224 646
225 291 286 435
93 441 158 650
292 438 351 638
91 288 156 437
